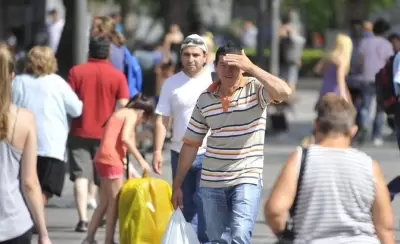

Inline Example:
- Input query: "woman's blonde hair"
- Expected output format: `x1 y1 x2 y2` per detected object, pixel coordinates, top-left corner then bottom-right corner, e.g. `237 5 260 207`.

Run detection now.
327 33 353 75
96 16 125 47
24 46 57 77
0 44 15 140
202 32 215 51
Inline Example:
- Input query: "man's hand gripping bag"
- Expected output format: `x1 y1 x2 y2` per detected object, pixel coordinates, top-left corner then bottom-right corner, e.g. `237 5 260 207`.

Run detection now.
118 172 173 244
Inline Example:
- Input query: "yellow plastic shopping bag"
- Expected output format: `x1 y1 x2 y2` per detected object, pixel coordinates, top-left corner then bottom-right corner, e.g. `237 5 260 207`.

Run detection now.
161 209 200 244
118 172 173 244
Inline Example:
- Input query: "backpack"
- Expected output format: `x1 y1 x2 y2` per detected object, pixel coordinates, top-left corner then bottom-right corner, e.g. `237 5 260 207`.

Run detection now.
118 167 173 244
375 55 398 115
123 47 143 98
279 35 297 65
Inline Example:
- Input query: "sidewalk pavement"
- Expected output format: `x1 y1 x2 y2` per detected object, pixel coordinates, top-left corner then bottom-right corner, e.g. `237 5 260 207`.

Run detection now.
34 89 400 243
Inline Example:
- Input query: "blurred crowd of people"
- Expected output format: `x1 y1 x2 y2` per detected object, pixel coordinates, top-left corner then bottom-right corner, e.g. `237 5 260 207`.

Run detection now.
0 5 399 244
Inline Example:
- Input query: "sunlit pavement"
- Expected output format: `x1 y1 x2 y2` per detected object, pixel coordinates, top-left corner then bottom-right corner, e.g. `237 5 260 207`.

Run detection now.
35 85 400 243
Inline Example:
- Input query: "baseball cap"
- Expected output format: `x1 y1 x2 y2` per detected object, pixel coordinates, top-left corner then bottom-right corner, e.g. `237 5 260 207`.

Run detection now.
180 34 208 53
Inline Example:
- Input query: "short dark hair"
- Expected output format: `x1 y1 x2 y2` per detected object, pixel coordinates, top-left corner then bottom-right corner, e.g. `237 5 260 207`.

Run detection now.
89 36 110 59
214 41 242 65
48 9 57 15
373 18 390 35
350 19 363 27
388 33 400 42
281 11 292 25
315 93 356 136
125 93 154 119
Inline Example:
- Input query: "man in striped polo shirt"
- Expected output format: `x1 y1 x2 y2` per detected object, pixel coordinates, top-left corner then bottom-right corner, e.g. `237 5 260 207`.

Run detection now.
171 41 292 243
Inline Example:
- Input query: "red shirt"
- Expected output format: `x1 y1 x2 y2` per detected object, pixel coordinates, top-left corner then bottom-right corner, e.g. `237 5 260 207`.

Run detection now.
68 59 129 139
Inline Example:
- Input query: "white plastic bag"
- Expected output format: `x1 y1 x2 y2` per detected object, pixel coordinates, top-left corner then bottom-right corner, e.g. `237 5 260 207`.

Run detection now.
161 209 200 244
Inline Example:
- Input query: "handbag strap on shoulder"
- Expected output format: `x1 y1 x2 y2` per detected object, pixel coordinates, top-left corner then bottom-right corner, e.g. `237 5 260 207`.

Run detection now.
289 147 308 217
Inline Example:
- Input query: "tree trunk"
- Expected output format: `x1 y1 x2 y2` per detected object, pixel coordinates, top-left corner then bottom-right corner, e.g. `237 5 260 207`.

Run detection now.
345 0 369 27
120 0 137 49
56 0 74 79
162 0 190 33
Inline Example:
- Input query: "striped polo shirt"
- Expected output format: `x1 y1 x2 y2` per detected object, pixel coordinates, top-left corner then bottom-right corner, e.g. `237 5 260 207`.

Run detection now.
183 77 274 188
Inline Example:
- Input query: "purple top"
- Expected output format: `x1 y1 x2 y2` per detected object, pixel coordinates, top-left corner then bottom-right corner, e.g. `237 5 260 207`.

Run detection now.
109 43 125 73
319 63 339 100
358 36 393 82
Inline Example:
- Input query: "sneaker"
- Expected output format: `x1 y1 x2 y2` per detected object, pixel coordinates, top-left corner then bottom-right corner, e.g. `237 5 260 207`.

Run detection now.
373 138 384 147
81 240 97 244
75 221 88 232
356 129 368 145
87 198 97 209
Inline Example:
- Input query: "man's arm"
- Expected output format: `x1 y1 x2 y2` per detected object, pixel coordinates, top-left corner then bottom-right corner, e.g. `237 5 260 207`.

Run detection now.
153 115 171 153
224 50 291 102
116 74 130 108
246 63 292 102
172 144 199 190
172 103 209 190
152 80 173 174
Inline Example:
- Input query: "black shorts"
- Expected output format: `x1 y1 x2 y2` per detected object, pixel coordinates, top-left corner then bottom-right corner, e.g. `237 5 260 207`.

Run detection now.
37 156 66 197
0 229 32 244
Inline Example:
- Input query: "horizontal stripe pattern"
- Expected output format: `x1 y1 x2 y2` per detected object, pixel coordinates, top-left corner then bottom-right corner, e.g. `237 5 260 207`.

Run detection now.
183 77 270 188
293 145 378 243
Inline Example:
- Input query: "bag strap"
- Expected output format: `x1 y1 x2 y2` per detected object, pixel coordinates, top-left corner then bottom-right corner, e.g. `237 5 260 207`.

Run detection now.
289 147 308 217
125 154 130 179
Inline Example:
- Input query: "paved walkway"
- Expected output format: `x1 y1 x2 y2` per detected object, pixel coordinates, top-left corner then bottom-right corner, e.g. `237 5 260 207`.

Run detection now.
34 89 400 243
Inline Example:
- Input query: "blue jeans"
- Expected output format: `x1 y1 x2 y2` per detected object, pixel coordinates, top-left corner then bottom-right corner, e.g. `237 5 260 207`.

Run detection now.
199 178 262 244
170 150 208 243
387 111 400 201
358 83 385 139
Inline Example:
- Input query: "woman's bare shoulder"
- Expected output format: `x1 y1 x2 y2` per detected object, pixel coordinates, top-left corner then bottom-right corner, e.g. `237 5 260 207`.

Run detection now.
14 106 35 123
7 105 35 149
10 105 35 134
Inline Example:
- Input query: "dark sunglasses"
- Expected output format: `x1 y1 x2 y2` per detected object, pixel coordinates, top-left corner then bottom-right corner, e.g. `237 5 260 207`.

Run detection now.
182 38 204 45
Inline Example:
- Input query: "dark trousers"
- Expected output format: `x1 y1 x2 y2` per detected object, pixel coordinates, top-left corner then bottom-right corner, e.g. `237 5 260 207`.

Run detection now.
0 229 32 244
387 111 400 201
170 150 208 243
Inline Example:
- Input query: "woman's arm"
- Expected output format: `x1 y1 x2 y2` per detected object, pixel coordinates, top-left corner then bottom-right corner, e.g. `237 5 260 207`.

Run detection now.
371 160 395 244
335 60 348 100
20 111 49 239
313 58 325 75
121 113 148 169
265 150 299 235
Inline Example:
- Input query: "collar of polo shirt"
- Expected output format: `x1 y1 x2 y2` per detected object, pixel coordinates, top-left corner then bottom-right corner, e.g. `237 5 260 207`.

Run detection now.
207 77 248 97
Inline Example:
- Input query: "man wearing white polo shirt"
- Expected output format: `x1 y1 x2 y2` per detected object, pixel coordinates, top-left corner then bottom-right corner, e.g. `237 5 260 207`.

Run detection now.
152 34 211 243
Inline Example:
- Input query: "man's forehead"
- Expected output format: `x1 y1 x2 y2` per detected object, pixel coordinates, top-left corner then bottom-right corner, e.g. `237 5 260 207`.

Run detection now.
182 46 204 55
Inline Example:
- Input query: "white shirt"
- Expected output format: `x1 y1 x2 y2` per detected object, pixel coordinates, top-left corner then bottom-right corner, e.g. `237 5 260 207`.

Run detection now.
156 70 212 153
12 74 82 161
48 19 65 53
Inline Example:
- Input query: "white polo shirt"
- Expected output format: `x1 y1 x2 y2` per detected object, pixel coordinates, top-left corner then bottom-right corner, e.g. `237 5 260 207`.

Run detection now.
156 70 212 154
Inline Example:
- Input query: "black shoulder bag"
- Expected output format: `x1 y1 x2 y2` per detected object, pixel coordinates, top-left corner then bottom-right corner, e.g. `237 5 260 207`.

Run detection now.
276 147 308 244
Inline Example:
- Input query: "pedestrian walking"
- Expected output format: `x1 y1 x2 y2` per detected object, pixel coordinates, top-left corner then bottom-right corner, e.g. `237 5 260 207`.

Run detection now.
82 94 153 244
152 34 212 243
0 44 52 244
357 18 393 146
171 41 291 243
67 36 130 232
12 46 82 205
266 94 394 244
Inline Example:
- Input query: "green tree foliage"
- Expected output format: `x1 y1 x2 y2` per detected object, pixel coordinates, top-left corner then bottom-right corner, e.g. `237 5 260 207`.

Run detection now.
281 0 395 33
